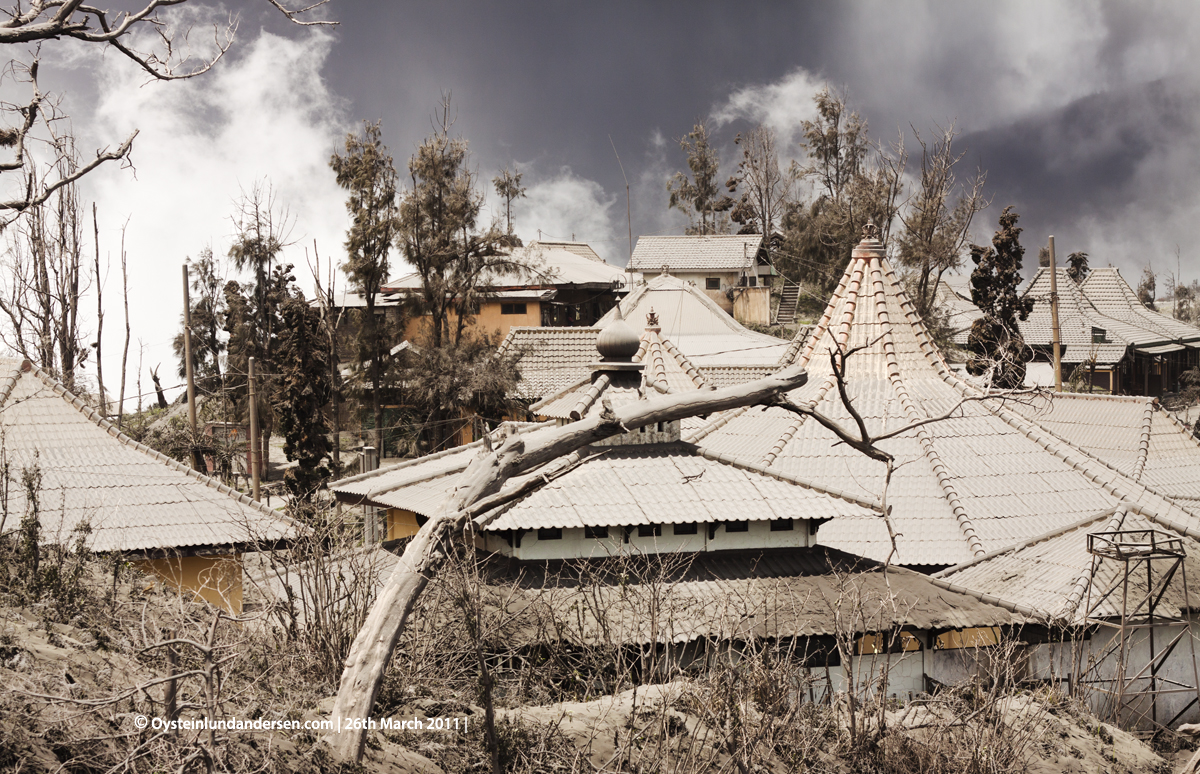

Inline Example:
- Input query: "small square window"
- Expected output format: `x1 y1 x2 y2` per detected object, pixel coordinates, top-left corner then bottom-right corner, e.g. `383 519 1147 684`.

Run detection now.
725 521 749 533
501 303 528 315
770 519 794 532
747 275 757 287
673 523 698 535
705 277 720 290
637 524 663 538
585 526 609 539
537 527 562 540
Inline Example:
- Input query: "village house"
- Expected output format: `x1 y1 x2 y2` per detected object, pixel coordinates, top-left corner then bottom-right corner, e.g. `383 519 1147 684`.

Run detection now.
0 359 297 613
500 271 791 408
385 240 628 342
333 228 1200 725
626 234 773 325
944 265 1200 395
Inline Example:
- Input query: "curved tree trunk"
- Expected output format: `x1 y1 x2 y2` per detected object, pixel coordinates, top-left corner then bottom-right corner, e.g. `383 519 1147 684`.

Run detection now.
327 365 810 762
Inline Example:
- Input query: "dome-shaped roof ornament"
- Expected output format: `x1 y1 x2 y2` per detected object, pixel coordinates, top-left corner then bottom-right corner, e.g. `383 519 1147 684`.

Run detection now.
596 303 640 362
852 218 886 261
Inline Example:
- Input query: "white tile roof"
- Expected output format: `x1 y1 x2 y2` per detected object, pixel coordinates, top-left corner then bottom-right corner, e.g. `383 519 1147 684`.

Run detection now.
629 234 764 273
0 360 297 554
934 506 1200 622
385 243 626 292
687 245 1200 567
1019 267 1200 365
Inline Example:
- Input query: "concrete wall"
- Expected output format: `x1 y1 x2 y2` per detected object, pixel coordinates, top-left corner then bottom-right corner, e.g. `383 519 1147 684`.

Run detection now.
732 287 770 327
1023 621 1200 729
137 554 243 614
402 299 543 343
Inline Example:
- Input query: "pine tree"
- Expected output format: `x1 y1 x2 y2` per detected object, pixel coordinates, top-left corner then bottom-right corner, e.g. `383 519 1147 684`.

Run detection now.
967 206 1034 389
273 290 333 502
330 120 399 454
667 121 735 235
1067 251 1090 284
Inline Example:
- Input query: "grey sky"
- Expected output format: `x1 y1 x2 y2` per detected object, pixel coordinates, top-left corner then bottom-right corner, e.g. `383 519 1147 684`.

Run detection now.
12 1 1200 395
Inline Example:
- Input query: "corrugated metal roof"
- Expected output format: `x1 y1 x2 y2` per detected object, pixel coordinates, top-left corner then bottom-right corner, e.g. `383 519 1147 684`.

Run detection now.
0 360 297 554
629 234 764 272
486 547 1012 646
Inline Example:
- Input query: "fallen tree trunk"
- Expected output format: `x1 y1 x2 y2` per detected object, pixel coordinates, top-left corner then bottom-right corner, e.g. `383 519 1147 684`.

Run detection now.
326 364 809 761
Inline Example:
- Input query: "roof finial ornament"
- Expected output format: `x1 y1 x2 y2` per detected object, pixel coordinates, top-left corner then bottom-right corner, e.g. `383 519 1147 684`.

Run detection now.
646 307 659 327
596 301 640 362
862 219 880 242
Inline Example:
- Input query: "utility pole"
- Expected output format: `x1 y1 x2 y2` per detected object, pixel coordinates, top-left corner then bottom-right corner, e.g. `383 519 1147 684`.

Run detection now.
248 356 261 502
182 265 202 469
1049 236 1063 393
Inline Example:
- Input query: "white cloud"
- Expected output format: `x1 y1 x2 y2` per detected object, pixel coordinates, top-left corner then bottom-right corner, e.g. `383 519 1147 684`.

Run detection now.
712 67 824 145
70 27 351 399
512 167 620 263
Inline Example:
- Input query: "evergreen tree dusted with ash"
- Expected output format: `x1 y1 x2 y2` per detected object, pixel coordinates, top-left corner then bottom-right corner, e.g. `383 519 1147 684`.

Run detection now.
967 206 1034 389
330 120 399 455
273 290 333 502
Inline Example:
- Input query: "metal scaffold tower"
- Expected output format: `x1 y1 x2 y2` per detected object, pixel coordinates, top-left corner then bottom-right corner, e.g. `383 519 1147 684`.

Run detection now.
1074 529 1200 730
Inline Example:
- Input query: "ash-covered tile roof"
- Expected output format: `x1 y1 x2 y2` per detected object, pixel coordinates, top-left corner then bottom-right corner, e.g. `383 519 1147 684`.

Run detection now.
935 282 982 346
489 547 1012 646
686 235 1200 567
499 274 788 402
628 234 764 273
1019 267 1199 364
597 273 789 365
0 360 297 554
933 506 1200 622
499 327 601 400
385 242 625 292
1081 268 1200 344
481 443 878 531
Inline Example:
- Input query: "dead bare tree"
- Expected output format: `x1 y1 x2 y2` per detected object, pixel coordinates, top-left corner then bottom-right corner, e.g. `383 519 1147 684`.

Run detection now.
0 150 89 390
118 221 131 427
327 365 811 760
91 203 105 415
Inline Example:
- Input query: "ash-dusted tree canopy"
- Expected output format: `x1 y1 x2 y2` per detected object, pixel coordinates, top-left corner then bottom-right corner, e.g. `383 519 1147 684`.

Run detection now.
778 88 904 290
273 290 333 501
1066 251 1090 284
667 120 734 236
331 120 399 453
966 206 1034 389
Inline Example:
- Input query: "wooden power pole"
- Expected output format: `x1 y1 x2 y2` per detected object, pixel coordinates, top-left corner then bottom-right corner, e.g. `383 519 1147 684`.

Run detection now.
1049 236 1063 392
182 265 202 470
248 356 261 501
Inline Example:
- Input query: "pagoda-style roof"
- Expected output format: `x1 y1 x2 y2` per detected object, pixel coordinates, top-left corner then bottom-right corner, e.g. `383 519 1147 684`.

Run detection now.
1019 266 1200 365
688 233 1200 567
